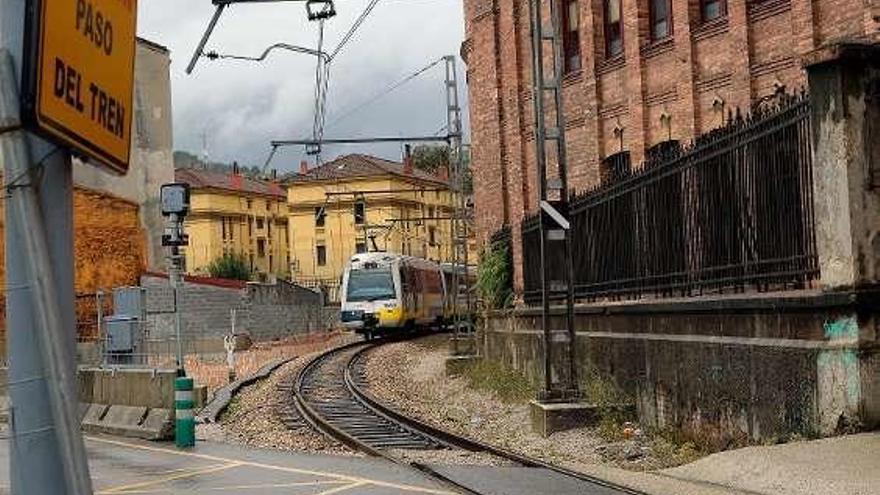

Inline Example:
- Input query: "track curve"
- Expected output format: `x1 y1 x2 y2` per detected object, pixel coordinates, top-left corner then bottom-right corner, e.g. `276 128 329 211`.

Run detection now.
292 337 650 495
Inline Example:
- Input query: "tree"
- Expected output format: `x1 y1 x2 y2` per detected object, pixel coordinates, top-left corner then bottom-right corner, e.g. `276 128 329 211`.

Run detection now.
207 253 252 281
412 145 450 174
412 145 473 195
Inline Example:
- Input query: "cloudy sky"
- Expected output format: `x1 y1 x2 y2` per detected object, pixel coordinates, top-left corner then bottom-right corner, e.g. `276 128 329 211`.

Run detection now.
137 0 469 172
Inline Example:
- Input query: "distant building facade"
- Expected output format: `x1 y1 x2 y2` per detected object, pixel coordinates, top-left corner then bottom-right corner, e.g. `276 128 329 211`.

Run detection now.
176 167 290 280
285 154 474 286
462 0 880 245
73 37 175 271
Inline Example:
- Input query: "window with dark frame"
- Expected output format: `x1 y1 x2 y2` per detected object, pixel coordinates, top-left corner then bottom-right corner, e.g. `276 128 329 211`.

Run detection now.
701 0 726 22
316 245 327 266
257 239 266 258
604 0 623 58
562 0 581 73
356 242 367 254
354 201 366 225
650 0 672 40
315 206 326 227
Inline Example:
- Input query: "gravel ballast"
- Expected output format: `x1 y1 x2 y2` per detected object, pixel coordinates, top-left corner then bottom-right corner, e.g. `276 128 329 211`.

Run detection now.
364 336 701 472
198 348 357 456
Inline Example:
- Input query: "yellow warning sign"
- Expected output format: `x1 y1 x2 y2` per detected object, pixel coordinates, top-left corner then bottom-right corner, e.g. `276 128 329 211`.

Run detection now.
23 0 138 174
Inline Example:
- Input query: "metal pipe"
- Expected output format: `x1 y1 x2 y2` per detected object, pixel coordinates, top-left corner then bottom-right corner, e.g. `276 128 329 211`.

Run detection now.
208 42 330 63
185 4 227 75
97 290 105 366
171 242 185 373
272 135 454 146
0 46 93 494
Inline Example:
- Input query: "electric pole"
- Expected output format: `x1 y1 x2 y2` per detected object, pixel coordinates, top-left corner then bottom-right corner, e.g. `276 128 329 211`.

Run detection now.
528 0 579 401
444 55 472 356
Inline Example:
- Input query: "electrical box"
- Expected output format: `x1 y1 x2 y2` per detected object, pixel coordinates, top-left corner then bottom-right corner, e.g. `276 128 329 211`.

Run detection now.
113 287 146 320
105 316 139 352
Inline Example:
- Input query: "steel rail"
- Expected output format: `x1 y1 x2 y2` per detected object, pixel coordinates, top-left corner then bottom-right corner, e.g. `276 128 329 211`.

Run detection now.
289 336 650 495
344 345 651 495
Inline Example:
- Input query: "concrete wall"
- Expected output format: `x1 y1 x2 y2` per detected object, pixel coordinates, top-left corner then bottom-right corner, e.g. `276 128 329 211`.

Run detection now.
482 290 879 441
140 274 335 347
73 38 175 271
806 43 880 289
78 368 177 409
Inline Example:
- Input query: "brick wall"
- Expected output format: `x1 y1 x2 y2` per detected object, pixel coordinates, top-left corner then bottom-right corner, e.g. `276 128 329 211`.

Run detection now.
140 274 334 345
0 187 145 342
463 0 879 291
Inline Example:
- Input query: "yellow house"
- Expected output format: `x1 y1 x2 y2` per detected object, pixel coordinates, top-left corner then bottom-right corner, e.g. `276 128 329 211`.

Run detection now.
286 154 475 288
176 167 290 279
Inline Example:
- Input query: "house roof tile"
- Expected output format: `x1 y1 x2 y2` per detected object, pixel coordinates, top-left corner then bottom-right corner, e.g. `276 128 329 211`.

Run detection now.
285 154 448 186
176 168 286 198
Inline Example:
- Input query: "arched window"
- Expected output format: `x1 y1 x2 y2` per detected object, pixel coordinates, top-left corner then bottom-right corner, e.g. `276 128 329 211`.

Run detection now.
601 151 631 184
646 140 682 164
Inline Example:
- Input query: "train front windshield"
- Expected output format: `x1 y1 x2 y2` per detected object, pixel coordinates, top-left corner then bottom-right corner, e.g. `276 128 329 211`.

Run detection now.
346 268 396 302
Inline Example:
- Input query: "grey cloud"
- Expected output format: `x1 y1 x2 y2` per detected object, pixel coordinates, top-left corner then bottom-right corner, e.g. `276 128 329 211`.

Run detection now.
137 0 468 172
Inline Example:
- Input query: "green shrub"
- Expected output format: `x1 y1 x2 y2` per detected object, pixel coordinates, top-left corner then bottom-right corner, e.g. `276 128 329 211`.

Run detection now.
477 244 513 309
458 359 535 403
207 253 252 281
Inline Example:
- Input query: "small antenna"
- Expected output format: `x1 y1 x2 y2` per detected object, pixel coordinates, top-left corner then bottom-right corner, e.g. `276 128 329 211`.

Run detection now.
200 129 210 167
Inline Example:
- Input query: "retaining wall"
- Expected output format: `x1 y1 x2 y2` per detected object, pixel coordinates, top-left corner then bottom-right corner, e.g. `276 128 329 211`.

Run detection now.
482 289 880 441
141 274 337 344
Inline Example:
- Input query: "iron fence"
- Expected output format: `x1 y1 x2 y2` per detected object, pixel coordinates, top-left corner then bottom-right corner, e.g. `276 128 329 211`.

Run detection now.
293 277 342 305
523 92 818 303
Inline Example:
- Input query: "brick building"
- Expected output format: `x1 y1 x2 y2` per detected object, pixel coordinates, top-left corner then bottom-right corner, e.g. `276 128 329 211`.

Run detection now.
462 0 880 286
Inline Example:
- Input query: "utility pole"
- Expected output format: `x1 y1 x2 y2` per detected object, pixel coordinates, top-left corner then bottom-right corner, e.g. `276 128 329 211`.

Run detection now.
528 0 578 401
444 55 472 356
161 184 191 375
1 1 93 492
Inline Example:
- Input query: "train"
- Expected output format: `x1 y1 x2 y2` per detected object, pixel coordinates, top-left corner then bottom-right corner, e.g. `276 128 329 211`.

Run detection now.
339 252 473 339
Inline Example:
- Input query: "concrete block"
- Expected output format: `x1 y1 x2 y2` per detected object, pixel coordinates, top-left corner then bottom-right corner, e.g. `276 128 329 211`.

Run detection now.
141 408 174 440
83 404 174 440
445 355 481 376
102 404 148 428
529 400 636 437
81 403 109 424
0 396 9 424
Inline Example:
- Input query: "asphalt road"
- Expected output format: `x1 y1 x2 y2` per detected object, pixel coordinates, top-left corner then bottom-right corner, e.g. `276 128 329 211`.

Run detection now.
0 435 643 494
0 435 455 495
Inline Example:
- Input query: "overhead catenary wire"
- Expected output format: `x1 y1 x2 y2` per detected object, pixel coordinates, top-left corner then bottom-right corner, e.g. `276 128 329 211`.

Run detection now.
323 57 444 130
328 0 382 61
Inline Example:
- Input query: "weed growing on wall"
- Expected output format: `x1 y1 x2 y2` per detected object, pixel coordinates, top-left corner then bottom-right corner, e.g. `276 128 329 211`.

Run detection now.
477 243 513 310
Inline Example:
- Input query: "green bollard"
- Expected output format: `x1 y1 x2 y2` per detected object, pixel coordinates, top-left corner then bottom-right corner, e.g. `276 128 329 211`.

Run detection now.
175 376 195 448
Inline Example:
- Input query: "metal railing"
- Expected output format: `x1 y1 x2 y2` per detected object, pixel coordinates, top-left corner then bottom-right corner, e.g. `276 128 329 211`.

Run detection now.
292 277 341 305
523 92 818 303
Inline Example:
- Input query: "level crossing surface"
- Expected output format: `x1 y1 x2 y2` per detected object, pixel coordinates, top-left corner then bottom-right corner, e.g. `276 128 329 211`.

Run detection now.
0 435 454 495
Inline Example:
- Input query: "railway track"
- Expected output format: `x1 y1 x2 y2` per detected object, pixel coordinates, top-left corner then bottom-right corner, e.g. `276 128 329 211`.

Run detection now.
290 337 649 495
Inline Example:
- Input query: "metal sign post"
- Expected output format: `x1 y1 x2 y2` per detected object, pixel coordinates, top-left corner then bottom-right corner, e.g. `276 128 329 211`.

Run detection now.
1 0 141 491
